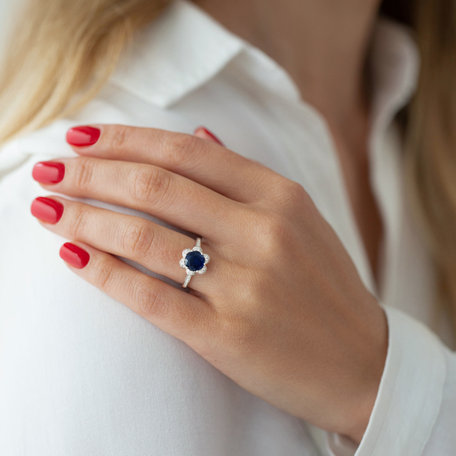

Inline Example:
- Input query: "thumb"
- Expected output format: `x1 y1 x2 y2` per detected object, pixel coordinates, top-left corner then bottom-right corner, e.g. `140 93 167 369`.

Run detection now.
193 126 224 146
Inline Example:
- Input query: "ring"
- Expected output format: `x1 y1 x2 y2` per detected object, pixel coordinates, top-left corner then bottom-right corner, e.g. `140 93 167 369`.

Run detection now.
179 237 210 288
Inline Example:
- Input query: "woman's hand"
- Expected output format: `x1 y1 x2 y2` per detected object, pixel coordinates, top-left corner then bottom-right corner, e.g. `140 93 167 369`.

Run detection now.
30 124 388 443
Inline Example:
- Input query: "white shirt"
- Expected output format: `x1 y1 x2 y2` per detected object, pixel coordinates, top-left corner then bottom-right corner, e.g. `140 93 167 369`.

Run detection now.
0 1 455 454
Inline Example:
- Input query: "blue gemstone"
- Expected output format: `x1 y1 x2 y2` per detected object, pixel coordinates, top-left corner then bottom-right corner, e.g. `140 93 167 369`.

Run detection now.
184 251 206 271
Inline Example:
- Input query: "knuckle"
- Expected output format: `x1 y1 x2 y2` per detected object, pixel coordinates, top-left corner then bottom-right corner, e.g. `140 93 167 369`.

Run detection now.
133 279 167 318
109 125 129 151
93 259 116 291
121 222 156 257
163 133 200 164
129 166 172 206
73 157 95 190
234 268 269 315
255 212 291 255
285 179 307 199
276 179 308 205
68 205 89 240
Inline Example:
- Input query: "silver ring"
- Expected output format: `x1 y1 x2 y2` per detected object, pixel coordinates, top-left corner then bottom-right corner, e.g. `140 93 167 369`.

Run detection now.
179 237 210 288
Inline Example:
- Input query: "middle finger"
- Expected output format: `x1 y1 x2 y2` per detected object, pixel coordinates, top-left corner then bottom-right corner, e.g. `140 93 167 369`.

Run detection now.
33 157 246 242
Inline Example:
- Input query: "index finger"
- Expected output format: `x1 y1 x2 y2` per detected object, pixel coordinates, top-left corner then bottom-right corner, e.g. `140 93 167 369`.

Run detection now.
66 124 284 203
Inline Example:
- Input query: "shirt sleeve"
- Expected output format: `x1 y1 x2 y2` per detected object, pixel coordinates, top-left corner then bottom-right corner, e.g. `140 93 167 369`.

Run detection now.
325 304 455 456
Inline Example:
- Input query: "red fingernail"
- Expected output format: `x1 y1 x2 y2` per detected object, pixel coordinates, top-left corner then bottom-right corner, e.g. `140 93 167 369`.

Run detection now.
59 242 90 269
195 126 224 146
32 161 65 184
30 197 64 224
66 126 100 147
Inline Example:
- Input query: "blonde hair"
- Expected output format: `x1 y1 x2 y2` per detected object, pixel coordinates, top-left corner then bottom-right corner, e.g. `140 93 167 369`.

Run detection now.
382 0 456 333
1 0 455 333
0 0 170 139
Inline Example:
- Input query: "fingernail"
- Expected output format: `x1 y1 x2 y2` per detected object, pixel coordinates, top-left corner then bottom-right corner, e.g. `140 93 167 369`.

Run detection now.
195 126 224 146
59 242 90 269
32 161 65 184
30 197 64 224
66 126 100 147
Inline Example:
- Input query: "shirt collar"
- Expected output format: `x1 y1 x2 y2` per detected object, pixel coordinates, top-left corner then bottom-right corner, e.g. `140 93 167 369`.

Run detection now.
110 0 420 114
368 16 420 128
110 0 245 108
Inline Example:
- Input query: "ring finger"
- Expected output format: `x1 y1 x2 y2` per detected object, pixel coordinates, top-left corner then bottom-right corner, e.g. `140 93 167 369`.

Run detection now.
30 195 220 294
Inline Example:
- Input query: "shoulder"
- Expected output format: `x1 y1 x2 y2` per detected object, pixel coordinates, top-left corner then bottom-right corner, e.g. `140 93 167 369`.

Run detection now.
0 85 198 183
0 0 323 182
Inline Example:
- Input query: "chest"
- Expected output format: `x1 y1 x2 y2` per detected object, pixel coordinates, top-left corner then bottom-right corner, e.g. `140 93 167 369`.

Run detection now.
332 135 385 293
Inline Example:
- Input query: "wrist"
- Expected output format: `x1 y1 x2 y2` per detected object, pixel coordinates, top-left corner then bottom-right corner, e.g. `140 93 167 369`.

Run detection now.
342 305 388 444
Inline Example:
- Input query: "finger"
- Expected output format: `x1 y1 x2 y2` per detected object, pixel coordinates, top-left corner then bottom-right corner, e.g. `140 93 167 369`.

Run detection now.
65 124 284 203
58 240 216 352
33 156 246 242
31 195 219 294
193 126 224 145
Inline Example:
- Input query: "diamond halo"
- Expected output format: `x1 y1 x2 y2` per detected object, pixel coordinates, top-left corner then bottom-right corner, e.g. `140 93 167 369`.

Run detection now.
180 237 210 288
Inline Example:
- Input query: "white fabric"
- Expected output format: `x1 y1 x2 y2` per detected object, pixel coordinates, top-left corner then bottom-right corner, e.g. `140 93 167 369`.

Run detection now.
0 1 455 454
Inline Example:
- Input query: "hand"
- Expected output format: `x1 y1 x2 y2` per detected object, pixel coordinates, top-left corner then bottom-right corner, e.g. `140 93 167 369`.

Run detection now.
30 124 388 443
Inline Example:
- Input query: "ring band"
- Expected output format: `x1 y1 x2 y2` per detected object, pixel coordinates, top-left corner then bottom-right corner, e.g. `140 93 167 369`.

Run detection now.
179 237 210 288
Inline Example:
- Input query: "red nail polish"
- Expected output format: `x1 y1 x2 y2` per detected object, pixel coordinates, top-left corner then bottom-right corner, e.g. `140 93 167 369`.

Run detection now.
195 126 224 146
66 126 100 147
59 242 90 269
30 197 64 224
32 161 65 184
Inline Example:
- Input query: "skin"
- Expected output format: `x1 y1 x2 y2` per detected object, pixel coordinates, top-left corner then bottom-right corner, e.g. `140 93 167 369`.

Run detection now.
197 0 384 286
32 124 388 444
31 0 389 445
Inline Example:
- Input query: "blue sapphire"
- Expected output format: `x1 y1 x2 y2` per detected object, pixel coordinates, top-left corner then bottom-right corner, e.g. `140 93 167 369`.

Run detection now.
184 251 206 271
